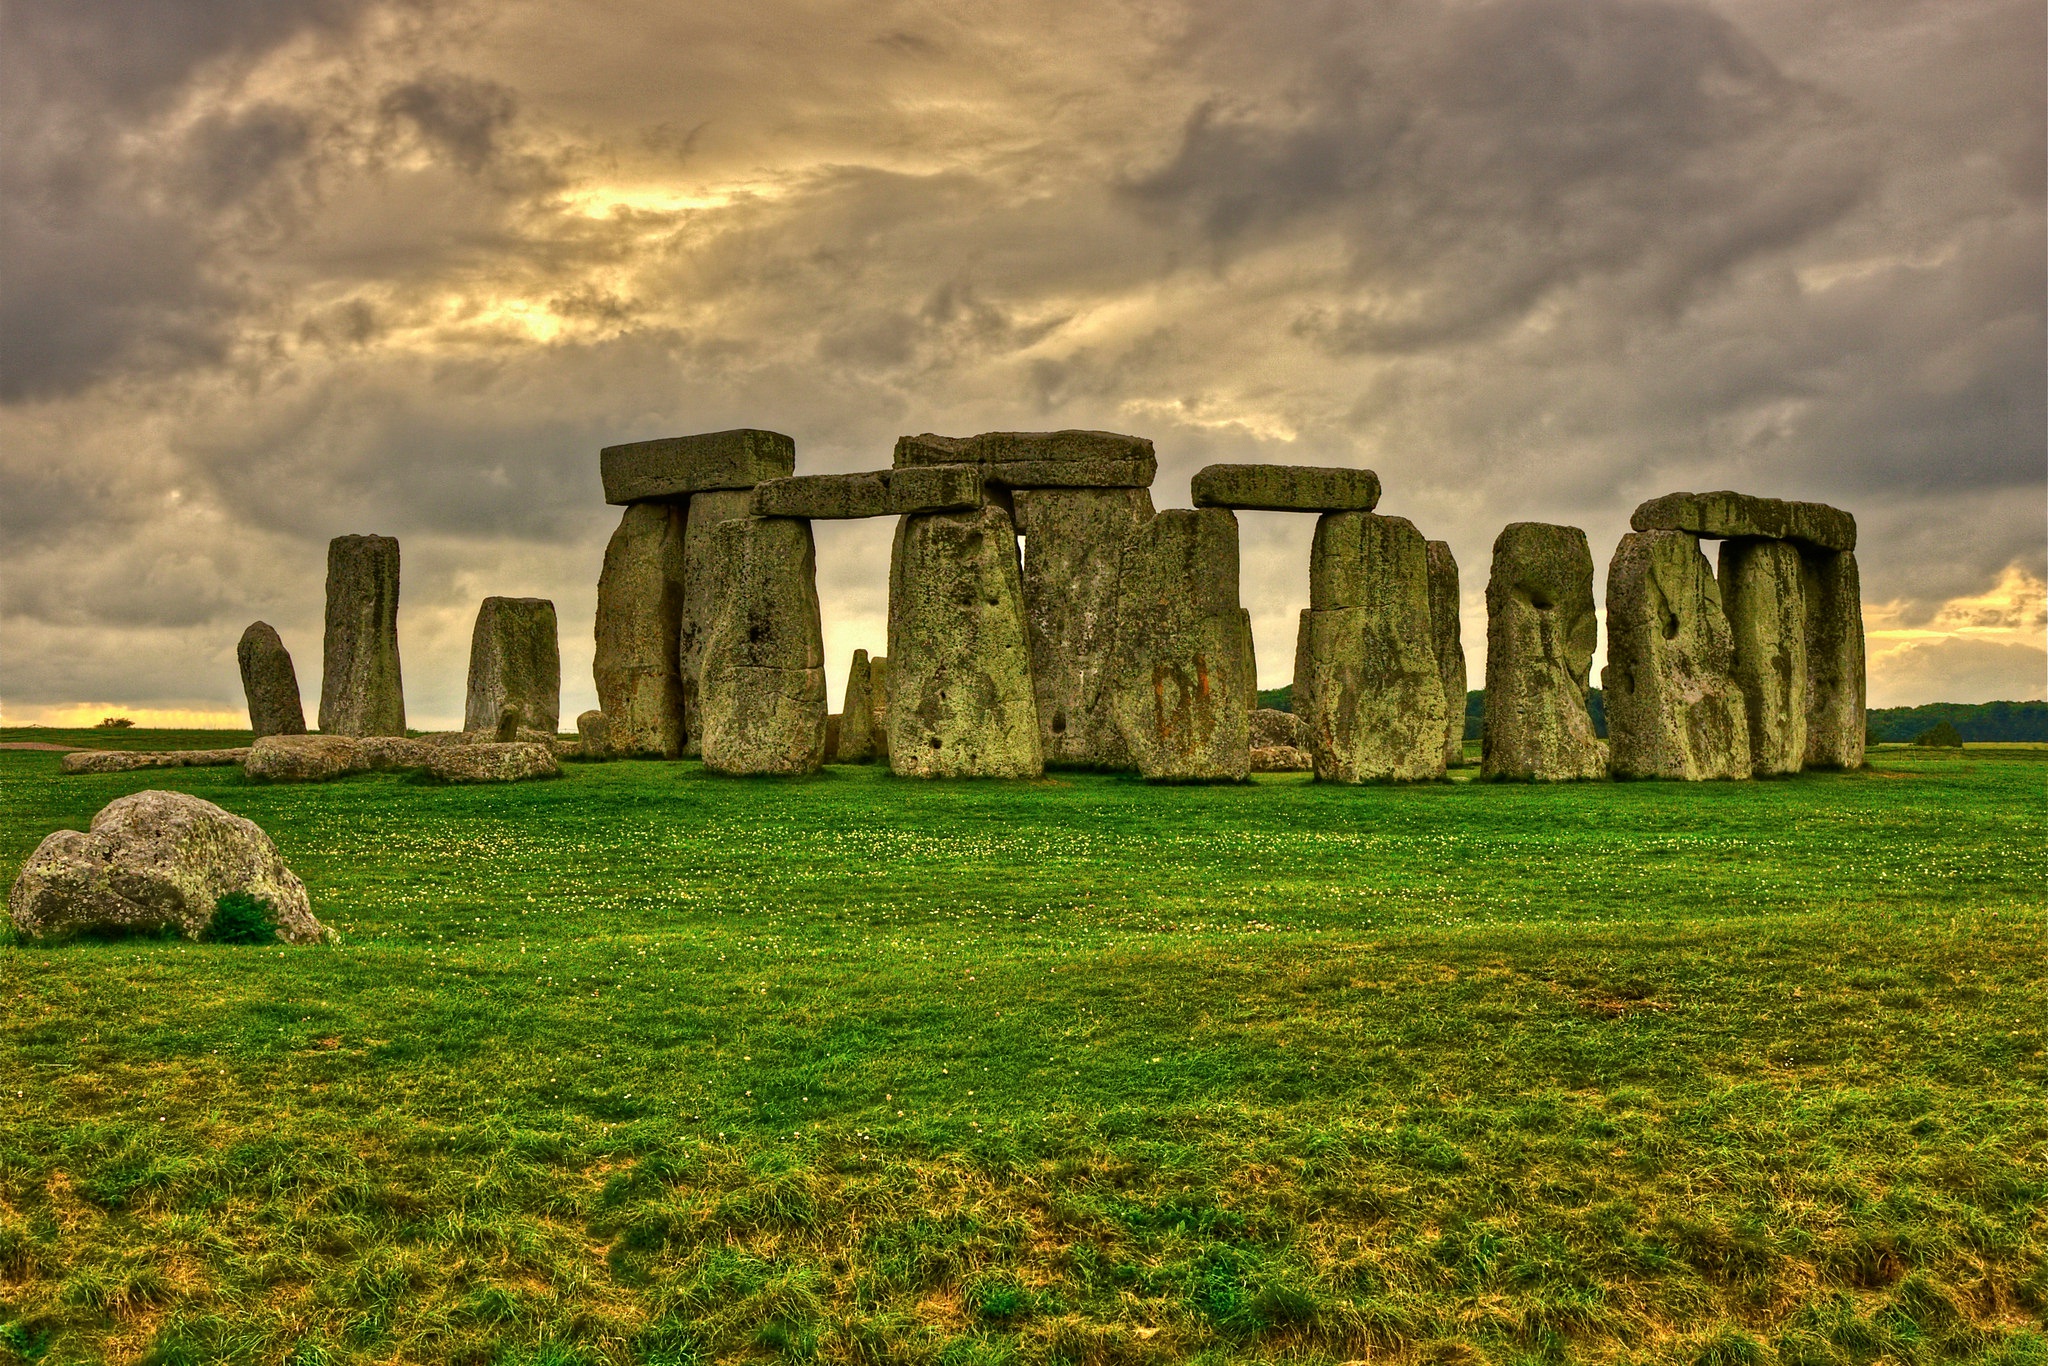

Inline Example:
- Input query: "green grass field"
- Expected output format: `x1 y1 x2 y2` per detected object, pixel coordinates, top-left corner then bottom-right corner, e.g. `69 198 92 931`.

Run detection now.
1 731 2044 1365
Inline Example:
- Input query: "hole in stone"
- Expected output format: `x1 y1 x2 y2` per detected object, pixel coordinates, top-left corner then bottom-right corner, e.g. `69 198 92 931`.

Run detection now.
1050 711 1067 734
1661 610 1680 641
1528 590 1554 611
928 737 942 750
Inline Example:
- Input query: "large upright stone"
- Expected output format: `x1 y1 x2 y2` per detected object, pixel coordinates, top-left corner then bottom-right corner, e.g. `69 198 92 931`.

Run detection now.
838 649 879 763
699 517 827 776
1481 523 1605 781
894 431 1156 489
1631 491 1855 553
867 656 891 761
1425 542 1467 770
237 622 306 738
1718 538 1808 775
601 429 795 505
1291 513 1445 782
318 534 405 737
1801 548 1866 770
464 597 561 735
1013 487 1156 768
1603 530 1751 780
594 503 686 756
678 488 756 757
1191 464 1381 513
888 505 1043 778
1107 508 1252 781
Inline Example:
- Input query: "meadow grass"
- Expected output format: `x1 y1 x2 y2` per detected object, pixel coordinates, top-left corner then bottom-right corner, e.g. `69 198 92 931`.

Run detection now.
0 731 2043 1365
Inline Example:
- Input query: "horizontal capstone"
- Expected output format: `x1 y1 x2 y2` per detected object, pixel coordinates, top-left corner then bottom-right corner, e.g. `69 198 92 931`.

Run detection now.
1191 464 1381 513
601 429 796 505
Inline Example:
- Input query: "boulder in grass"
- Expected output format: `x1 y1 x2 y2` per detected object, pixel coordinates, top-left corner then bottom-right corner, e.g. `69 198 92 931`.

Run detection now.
244 734 367 782
8 790 329 944
1249 744 1314 773
423 742 560 783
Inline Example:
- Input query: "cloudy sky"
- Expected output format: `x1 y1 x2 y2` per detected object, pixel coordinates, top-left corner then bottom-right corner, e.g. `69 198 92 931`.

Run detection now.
2 0 2042 729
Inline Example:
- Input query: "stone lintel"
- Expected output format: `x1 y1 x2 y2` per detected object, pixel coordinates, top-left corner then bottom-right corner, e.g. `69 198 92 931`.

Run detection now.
1630 491 1855 553
601 429 795 505
894 430 1156 487
749 465 987 519
1190 464 1381 512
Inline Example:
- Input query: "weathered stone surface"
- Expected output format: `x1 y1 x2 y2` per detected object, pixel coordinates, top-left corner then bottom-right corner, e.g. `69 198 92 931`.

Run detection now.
601 429 795 505
356 736 439 770
574 710 610 758
1719 538 1808 775
1250 707 1305 750
424 742 560 784
1250 745 1314 772
318 534 405 737
838 649 879 762
1602 530 1751 780
1191 464 1381 513
1013 487 1155 768
237 622 306 738
63 749 249 775
986 459 1156 489
244 735 365 782
1631 491 1856 552
700 517 827 776
824 714 841 763
678 488 755 757
1801 548 1866 769
464 597 561 735
1292 514 1446 782
888 505 1044 778
1107 508 1252 781
751 465 986 519
1481 523 1606 781
895 431 1156 488
594 503 686 757
9 791 327 944
1425 541 1467 770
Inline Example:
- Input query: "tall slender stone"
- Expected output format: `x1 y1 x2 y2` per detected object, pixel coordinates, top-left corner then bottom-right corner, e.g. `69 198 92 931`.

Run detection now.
839 648 879 763
1603 530 1751 780
1013 487 1155 768
1292 513 1445 782
1425 541 1467 770
237 621 306 738
1107 508 1252 781
1480 523 1605 781
678 488 755 756
868 656 891 761
464 597 561 735
888 505 1043 778
594 503 685 756
1719 538 1808 775
318 534 405 737
1801 548 1866 769
699 517 827 776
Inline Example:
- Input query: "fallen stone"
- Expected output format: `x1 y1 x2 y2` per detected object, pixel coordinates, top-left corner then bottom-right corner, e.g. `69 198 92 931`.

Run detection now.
1631 491 1856 553
418 727 554 748
318 534 406 737
1801 548 1867 769
678 488 755 757
62 749 250 775
1106 508 1252 781
1014 487 1156 768
1250 707 1305 750
1602 530 1752 780
1425 541 1468 770
354 736 439 770
888 505 1043 778
594 502 686 757
750 465 986 519
895 431 1156 488
574 710 611 759
237 622 306 738
1719 538 1809 775
838 649 880 762
9 790 327 943
463 597 560 736
244 735 365 782
699 517 827 776
1250 744 1314 773
1191 464 1381 513
1481 523 1606 781
601 429 796 505
423 742 560 784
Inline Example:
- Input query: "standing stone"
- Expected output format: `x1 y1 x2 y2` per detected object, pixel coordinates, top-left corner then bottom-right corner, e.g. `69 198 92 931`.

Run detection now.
318 534 405 737
699 517 827 776
1425 542 1466 770
237 622 306 738
868 656 891 761
1603 530 1751 780
839 649 879 762
1801 548 1866 770
1481 523 1605 781
888 505 1043 778
464 597 561 736
678 488 756 756
1013 487 1155 768
1107 508 1252 781
1718 538 1808 775
1291 513 1446 782
594 503 686 756
576 710 611 758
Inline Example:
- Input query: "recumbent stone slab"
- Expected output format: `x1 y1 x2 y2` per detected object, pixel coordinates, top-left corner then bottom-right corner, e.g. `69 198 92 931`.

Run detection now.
699 517 827 776
593 502 686 757
1602 530 1751 780
63 749 249 775
237 622 306 738
1801 548 1866 770
1631 491 1856 553
1481 523 1606 781
1719 538 1808 776
1425 541 1468 771
601 429 795 505
464 596 561 735
1190 464 1381 513
318 534 405 737
894 431 1156 489
750 465 986 519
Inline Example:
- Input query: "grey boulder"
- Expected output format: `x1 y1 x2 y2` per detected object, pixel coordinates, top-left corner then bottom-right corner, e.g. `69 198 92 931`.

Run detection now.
424 742 560 784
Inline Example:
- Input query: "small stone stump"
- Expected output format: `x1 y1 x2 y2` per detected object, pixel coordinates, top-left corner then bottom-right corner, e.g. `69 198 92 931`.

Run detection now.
1603 530 1751 780
237 622 306 738
594 503 686 756
1481 523 1606 781
318 534 405 737
699 517 828 776
465 597 561 736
